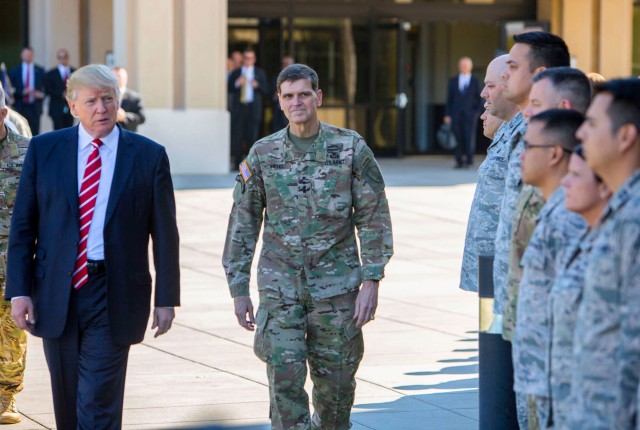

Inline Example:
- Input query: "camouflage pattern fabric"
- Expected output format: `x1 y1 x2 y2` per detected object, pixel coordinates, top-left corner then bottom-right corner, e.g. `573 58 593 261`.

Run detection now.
0 126 29 397
502 185 545 341
459 121 509 292
254 288 363 429
493 113 526 315
570 170 640 429
513 189 586 399
222 122 393 428
548 227 592 430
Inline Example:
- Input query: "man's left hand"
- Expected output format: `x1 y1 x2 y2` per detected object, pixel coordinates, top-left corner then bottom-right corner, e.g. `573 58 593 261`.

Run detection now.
117 108 127 122
152 307 175 338
353 280 379 328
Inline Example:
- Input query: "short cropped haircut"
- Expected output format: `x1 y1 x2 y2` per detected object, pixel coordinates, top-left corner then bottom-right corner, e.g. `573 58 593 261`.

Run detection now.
513 31 570 71
532 67 591 114
593 78 640 135
529 108 584 152
66 64 119 102
277 64 319 94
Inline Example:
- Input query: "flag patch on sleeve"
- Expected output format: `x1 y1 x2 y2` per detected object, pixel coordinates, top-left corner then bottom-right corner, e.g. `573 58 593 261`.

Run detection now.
240 161 252 183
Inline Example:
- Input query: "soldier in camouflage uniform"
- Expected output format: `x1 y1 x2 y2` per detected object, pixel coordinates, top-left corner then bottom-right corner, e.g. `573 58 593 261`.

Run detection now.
512 110 586 428
459 55 518 293
569 79 640 429
549 148 610 429
501 68 591 340
0 87 29 424
222 64 393 429
504 68 591 429
493 31 570 319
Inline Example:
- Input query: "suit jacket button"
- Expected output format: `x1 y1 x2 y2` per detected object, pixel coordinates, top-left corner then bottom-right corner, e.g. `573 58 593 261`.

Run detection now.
68 272 72 276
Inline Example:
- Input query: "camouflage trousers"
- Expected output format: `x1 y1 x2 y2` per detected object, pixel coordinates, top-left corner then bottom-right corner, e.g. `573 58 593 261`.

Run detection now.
516 392 541 430
254 289 364 430
0 290 27 398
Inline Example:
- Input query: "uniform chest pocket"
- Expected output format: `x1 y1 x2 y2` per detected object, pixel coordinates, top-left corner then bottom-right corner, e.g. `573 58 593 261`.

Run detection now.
480 155 508 182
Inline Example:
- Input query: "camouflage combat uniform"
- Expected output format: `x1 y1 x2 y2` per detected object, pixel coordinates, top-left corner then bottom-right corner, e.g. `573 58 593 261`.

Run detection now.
493 113 526 315
0 126 29 405
459 121 508 292
500 184 545 430
570 170 640 430
548 227 592 429
513 189 586 428
222 123 393 429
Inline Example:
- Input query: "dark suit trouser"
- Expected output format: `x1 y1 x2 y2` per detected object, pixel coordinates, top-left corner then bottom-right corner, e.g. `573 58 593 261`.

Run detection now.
43 272 130 430
51 111 74 130
231 102 262 168
14 103 40 135
453 115 476 166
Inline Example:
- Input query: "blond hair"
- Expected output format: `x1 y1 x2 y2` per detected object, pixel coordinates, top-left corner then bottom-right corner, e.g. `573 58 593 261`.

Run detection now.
66 64 119 102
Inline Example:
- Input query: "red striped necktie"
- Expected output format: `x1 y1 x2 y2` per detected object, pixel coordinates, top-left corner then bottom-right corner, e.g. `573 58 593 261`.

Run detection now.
72 138 103 289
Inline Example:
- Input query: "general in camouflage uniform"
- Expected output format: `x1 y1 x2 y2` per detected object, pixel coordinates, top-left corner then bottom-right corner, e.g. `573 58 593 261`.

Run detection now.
0 110 29 424
222 64 393 429
513 188 585 428
492 116 526 315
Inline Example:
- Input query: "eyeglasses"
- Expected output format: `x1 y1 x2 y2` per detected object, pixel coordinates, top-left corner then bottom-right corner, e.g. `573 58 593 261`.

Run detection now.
523 141 573 154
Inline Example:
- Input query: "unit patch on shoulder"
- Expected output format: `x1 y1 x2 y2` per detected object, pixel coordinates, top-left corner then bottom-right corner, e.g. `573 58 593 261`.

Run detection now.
240 160 252 183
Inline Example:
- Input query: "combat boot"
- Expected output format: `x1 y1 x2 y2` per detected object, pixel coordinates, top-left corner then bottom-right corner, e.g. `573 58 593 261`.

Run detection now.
0 396 20 424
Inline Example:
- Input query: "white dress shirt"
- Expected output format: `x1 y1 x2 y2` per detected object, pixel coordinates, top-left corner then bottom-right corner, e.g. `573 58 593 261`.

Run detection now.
57 64 71 82
237 65 255 102
458 73 471 92
77 124 119 260
21 62 35 102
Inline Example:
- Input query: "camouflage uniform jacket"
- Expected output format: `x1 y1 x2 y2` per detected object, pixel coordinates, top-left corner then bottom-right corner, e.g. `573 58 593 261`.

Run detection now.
493 112 526 314
0 126 30 296
570 169 640 429
222 122 394 300
459 121 509 292
548 226 592 429
502 185 545 341
513 188 586 397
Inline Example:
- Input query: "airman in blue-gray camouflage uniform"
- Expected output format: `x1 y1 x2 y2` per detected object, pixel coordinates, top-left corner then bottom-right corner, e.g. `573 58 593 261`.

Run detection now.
0 113 30 424
223 64 393 430
570 171 640 430
513 188 585 428
460 119 516 292
548 227 591 429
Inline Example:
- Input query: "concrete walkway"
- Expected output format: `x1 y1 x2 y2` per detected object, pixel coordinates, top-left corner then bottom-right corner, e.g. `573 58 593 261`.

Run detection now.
11 156 481 429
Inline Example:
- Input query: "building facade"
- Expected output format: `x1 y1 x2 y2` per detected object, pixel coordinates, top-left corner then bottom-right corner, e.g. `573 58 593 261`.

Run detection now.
0 0 637 171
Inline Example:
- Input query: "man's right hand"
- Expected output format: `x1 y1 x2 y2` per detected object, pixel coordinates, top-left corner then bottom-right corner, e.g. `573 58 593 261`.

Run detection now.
443 115 452 125
10 297 36 333
234 296 255 331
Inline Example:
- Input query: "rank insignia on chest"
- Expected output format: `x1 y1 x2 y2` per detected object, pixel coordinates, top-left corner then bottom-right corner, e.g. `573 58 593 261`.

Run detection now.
240 161 252 183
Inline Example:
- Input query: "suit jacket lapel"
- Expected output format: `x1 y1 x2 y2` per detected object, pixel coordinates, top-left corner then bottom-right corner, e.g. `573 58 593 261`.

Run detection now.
63 126 80 220
105 126 135 226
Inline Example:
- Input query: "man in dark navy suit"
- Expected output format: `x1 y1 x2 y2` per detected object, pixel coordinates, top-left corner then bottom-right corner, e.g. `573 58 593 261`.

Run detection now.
8 47 45 135
44 48 76 130
444 56 483 168
6 64 180 430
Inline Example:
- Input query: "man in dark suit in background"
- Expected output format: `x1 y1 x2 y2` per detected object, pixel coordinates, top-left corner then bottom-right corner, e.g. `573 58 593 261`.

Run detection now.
228 48 267 168
9 47 45 135
112 66 146 132
44 48 75 130
6 64 180 429
444 56 483 168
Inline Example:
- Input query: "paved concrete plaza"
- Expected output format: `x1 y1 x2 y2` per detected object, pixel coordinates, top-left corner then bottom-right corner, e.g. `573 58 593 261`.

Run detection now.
11 156 482 429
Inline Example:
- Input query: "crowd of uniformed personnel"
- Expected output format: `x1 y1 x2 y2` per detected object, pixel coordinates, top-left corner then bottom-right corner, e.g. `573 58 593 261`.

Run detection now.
461 30 640 429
